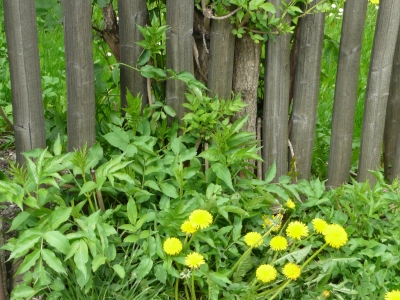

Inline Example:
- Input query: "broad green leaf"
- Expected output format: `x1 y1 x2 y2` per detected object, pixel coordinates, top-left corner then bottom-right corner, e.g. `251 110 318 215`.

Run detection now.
154 264 167 284
222 206 249 217
16 248 40 275
211 163 234 191
9 234 42 260
260 2 276 13
49 207 72 230
159 182 179 199
50 278 65 292
249 0 264 10
210 272 232 287
124 234 139 243
43 231 71 255
9 211 30 231
11 285 35 298
231 114 249 133
79 181 97 196
113 264 126 278
135 257 153 280
97 0 111 8
127 197 138 225
103 128 130 151
74 240 89 279
264 162 276 184
42 248 66 273
53 134 62 156
137 49 151 66
163 105 176 117
140 65 166 78
92 255 106 272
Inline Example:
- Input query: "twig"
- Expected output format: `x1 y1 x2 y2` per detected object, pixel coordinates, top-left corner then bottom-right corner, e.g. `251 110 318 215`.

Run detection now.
257 117 262 180
147 77 153 106
90 169 105 212
204 142 209 181
0 106 14 131
202 4 242 20
192 37 207 82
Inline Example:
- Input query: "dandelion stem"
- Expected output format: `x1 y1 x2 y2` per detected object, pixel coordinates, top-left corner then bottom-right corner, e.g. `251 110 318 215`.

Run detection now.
300 243 328 271
268 279 292 300
191 272 197 300
175 278 179 300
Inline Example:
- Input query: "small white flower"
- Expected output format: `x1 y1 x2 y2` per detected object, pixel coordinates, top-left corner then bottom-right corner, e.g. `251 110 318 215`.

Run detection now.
338 8 344 13
180 269 192 279
331 4 337 8
106 52 112 57
376 5 379 9
329 12 334 17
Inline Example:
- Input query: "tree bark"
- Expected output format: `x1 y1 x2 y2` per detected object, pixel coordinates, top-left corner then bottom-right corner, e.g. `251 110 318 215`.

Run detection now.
357 0 400 184
100 3 120 62
0 217 8 300
232 34 260 135
166 0 194 122
118 0 148 110
384 23 400 181
63 0 96 152
327 0 368 188
263 0 291 181
3 0 46 165
207 16 235 99
289 0 325 181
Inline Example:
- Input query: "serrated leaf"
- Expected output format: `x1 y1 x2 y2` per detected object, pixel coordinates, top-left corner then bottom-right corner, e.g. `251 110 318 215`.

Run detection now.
127 197 138 225
74 240 89 279
154 264 167 284
53 134 62 156
11 285 35 298
92 255 107 272
16 248 40 275
78 181 97 196
264 162 276 184
103 129 130 151
113 264 126 278
9 234 42 260
41 248 66 273
43 231 71 255
211 163 234 191
249 0 264 10
9 211 30 231
49 207 72 230
159 182 179 199
233 253 253 282
260 2 276 13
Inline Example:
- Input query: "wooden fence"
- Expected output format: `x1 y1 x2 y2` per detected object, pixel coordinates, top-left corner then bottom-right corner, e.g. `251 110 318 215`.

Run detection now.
3 0 400 189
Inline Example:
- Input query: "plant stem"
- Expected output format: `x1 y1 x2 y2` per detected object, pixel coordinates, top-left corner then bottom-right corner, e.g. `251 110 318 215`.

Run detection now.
191 271 197 300
268 279 292 300
175 277 179 300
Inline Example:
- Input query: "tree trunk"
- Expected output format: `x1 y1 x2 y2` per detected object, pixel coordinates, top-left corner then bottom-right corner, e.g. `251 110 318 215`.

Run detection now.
207 16 235 99
263 0 291 181
327 0 368 188
384 23 400 181
232 34 260 135
63 0 96 152
3 0 46 165
100 3 120 62
166 0 194 121
118 0 148 110
289 0 325 181
357 0 400 184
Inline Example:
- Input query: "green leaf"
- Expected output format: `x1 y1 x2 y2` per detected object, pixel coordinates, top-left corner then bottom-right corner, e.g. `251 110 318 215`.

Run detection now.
11 285 35 298
140 65 166 78
41 248 66 273
43 231 71 255
97 0 111 8
260 2 276 13
103 128 130 151
79 181 97 196
135 257 153 280
137 49 151 66
113 264 126 278
16 248 40 275
92 255 107 272
264 162 276 184
211 163 234 191
249 0 264 10
160 182 179 199
53 134 62 156
74 240 89 279
49 207 72 230
9 211 30 231
9 234 42 260
210 271 232 287
127 197 138 225
154 264 167 284
222 205 249 217
163 105 176 117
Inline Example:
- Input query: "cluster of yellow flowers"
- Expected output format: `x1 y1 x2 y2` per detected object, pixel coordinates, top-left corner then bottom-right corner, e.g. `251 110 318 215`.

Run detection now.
163 209 212 269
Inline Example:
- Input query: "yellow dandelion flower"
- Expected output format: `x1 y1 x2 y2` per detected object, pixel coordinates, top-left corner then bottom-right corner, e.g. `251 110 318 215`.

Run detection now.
244 232 263 247
185 252 205 269
181 220 197 234
286 221 309 240
370 0 379 4
282 262 301 280
321 290 330 298
286 199 295 209
312 218 328 234
256 264 277 283
163 238 183 255
189 210 213 229
324 224 348 249
385 290 400 300
270 236 288 251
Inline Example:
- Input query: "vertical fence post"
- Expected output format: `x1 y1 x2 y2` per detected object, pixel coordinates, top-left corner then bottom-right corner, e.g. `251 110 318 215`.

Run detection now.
63 0 96 151
357 1 400 184
3 0 46 165
263 0 291 181
119 0 148 110
289 0 325 181
327 0 368 188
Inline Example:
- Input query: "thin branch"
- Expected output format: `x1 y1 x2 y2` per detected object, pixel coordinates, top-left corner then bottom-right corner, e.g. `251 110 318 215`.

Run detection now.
203 6 242 20
90 169 105 212
257 117 262 180
0 105 13 131
147 77 153 106
192 37 207 82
